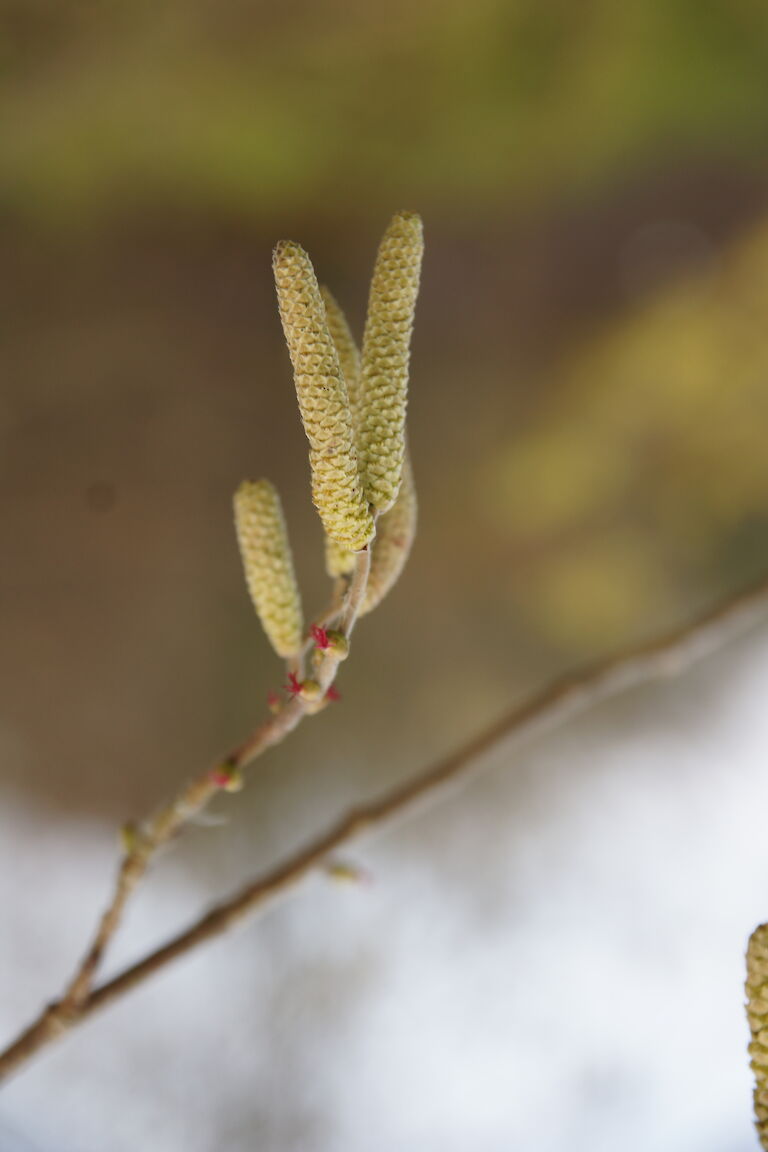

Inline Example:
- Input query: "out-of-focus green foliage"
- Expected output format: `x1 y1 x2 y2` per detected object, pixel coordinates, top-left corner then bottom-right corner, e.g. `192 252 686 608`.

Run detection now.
3 0 768 220
487 219 768 647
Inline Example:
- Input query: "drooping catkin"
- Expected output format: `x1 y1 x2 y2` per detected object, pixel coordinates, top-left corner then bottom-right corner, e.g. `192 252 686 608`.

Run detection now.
233 479 303 658
360 450 417 616
273 241 374 553
358 211 423 512
747 924 768 1148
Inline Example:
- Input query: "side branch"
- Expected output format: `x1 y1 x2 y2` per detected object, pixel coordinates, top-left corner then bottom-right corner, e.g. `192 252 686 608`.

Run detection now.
1 572 767 1082
57 549 372 1013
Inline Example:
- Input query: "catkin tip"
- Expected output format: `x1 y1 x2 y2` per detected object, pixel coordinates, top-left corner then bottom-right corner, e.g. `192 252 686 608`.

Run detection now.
394 209 423 228
273 239 302 263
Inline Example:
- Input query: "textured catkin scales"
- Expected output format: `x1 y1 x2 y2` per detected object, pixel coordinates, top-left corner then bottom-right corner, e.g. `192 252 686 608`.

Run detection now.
321 285 364 578
360 451 417 615
273 241 374 552
321 286 362 426
233 480 303 658
358 211 423 512
746 924 768 1148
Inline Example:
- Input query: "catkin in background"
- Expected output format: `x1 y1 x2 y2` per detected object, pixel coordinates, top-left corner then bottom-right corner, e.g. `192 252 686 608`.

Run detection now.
746 924 768 1148
233 479 304 658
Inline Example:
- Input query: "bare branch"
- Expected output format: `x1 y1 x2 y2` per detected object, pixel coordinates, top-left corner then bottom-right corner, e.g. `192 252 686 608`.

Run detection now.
1 572 767 1083
55 549 372 1015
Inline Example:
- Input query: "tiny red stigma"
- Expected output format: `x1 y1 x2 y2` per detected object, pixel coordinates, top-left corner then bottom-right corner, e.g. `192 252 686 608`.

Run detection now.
311 624 330 649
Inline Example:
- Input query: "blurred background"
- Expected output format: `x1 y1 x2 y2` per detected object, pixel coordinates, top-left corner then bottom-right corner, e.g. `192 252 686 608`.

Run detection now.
2 1 768 1148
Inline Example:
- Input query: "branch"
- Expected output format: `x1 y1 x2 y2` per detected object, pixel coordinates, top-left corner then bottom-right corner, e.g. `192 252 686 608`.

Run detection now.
55 548 372 1014
2 572 767 1083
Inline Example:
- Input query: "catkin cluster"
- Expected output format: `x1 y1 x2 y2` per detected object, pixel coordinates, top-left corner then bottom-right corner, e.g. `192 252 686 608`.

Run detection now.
234 212 422 662
273 241 374 554
747 924 768 1148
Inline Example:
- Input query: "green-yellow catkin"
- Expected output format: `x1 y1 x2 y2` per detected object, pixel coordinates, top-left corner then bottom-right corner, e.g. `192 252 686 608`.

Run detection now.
325 535 357 578
320 285 362 578
321 285 362 424
746 923 768 1148
233 479 303 658
358 211 423 512
360 451 417 616
273 241 374 552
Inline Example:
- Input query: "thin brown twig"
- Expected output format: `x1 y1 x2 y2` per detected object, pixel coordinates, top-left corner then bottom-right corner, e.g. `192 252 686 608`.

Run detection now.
56 548 371 1013
1 572 768 1083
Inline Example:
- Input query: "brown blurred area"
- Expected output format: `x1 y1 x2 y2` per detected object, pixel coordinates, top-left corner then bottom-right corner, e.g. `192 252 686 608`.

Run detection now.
2 0 768 859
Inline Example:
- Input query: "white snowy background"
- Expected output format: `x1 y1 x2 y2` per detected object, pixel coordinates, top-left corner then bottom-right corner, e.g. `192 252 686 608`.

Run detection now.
1 622 767 1152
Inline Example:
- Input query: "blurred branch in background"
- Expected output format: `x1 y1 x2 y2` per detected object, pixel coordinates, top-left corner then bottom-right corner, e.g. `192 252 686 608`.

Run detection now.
2 570 767 1084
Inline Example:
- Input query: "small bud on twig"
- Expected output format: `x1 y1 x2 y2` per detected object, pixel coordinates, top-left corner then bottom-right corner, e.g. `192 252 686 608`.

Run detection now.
324 858 370 884
210 759 244 793
311 623 349 660
298 678 322 702
325 630 349 659
119 822 140 854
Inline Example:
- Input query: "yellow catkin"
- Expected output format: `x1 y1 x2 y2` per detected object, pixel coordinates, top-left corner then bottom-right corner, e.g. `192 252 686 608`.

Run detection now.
746 923 768 1148
321 285 362 425
273 241 374 552
325 535 357 579
233 479 303 658
358 211 424 512
320 285 362 578
359 451 417 616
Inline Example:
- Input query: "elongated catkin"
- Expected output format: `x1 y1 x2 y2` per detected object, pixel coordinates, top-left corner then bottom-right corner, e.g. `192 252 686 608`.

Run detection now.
273 241 374 552
320 285 364 577
358 211 423 512
747 924 768 1149
360 451 417 615
321 285 362 426
233 479 303 658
